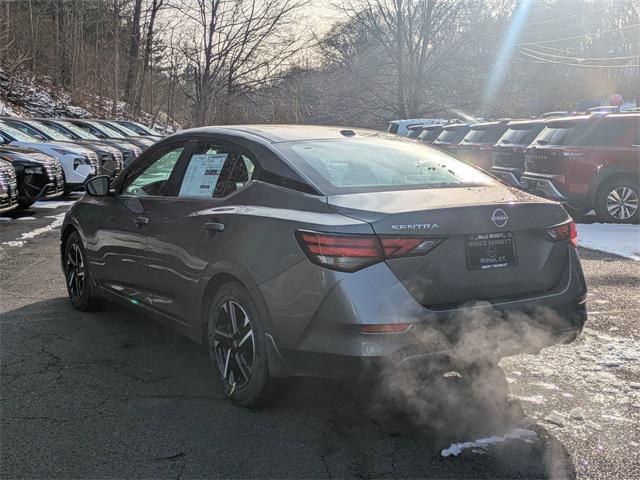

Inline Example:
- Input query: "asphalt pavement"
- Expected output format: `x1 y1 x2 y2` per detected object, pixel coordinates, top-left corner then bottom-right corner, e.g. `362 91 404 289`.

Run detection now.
1 200 639 479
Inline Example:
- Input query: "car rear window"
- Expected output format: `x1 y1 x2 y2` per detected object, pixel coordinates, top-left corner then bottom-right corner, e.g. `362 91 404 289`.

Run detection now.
435 127 468 143
387 123 399 134
406 127 423 139
533 121 588 146
284 138 495 194
499 124 544 145
463 125 508 144
418 127 443 142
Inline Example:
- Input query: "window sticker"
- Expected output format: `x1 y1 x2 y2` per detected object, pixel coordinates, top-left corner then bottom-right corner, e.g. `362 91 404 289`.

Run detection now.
179 153 228 197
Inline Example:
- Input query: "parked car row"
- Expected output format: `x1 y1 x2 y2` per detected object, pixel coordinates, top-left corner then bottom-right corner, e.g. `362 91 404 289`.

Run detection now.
400 111 640 223
0 117 163 214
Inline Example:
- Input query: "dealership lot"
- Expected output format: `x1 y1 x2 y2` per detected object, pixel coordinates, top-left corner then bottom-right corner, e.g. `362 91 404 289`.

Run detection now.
1 201 639 479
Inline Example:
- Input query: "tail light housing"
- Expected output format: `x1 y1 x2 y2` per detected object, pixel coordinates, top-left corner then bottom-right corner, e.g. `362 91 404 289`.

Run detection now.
545 220 577 248
296 230 441 272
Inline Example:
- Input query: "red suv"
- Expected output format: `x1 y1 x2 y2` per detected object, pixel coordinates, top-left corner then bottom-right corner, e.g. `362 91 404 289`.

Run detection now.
454 120 509 170
431 123 471 152
520 112 640 223
491 119 547 186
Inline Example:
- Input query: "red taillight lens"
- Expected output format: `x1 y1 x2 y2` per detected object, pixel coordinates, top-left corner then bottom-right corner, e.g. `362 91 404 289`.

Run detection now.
545 220 577 248
296 231 441 272
361 323 411 334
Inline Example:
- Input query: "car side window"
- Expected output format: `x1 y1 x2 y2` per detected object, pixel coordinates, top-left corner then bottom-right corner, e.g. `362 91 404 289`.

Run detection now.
177 143 256 198
124 146 185 196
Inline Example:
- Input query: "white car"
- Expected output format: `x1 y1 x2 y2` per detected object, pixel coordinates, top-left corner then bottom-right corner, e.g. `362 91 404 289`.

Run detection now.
0 121 99 191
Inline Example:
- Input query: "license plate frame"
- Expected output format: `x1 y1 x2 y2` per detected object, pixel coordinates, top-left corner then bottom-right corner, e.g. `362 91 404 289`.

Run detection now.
465 232 517 270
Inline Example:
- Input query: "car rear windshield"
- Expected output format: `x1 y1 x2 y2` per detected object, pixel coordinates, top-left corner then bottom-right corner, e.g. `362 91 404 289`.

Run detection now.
284 138 496 194
387 123 399 134
499 124 544 145
435 127 468 143
406 127 423 139
418 127 443 142
463 125 507 144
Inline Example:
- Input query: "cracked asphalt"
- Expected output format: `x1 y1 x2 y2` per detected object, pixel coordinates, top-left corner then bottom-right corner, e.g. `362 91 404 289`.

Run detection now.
1 202 639 479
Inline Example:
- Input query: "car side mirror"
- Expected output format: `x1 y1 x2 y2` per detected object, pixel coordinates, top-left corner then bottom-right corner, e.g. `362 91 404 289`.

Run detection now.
85 175 111 196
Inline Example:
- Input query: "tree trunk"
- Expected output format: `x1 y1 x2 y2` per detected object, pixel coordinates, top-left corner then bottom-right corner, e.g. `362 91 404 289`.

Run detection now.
124 0 142 106
111 0 120 117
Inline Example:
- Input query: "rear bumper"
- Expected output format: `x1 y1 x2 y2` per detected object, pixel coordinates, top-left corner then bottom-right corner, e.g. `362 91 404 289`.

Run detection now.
492 167 524 187
520 173 567 201
259 247 588 379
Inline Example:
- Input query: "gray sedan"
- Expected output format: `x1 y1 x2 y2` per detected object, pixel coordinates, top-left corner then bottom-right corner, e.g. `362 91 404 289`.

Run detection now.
60 125 587 406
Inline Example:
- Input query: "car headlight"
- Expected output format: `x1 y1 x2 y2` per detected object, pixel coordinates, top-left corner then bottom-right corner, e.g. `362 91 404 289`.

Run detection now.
24 166 45 175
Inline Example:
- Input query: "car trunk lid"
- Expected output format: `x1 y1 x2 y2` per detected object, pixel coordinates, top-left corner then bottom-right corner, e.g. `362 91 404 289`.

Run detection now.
328 187 570 308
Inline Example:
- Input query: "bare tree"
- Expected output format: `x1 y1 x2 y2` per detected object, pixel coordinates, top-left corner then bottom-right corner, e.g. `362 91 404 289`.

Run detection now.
173 0 307 125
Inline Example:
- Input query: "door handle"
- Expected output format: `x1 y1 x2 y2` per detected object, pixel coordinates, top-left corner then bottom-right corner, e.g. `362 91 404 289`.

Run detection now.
203 221 225 235
134 216 150 228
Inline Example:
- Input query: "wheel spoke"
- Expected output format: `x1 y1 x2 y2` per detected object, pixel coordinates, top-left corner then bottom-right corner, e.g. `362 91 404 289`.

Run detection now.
229 302 239 334
238 330 253 347
234 353 250 383
223 349 231 380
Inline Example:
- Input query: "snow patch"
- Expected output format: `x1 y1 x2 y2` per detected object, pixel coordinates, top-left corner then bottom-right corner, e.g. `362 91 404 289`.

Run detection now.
441 429 537 457
32 200 77 209
578 223 640 260
1 213 65 247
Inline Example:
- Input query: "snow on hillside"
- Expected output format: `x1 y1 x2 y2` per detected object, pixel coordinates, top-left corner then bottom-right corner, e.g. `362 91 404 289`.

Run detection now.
578 223 640 260
0 65 179 132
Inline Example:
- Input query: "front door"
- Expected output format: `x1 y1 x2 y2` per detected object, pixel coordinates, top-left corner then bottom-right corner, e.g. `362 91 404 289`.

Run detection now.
102 141 190 304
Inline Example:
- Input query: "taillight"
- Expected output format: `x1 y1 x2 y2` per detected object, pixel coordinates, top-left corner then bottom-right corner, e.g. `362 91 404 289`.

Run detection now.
296 230 441 272
545 220 577 248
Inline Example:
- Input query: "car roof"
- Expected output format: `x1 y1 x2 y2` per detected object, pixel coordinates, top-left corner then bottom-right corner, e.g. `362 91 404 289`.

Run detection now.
441 123 470 130
506 118 548 127
177 125 390 144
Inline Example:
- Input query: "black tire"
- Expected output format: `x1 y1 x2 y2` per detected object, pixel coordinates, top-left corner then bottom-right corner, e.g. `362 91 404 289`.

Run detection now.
63 231 104 311
207 281 272 406
595 177 639 224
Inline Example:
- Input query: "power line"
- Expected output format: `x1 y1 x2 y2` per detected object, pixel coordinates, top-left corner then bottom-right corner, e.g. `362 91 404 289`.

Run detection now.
521 47 640 62
515 23 640 46
519 49 639 68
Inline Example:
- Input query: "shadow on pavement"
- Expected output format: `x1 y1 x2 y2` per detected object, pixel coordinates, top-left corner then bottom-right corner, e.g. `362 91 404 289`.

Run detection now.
1 297 576 479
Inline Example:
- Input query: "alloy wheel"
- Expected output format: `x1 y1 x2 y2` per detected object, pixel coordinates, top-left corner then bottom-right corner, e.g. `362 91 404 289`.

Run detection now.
213 300 255 389
66 243 85 302
606 186 638 220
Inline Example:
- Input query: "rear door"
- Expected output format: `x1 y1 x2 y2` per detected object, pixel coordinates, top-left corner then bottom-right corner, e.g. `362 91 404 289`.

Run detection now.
141 138 258 327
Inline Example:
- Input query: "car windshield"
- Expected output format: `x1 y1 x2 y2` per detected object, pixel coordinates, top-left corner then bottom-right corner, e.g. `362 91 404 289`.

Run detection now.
285 138 495 194
59 121 101 140
0 123 40 142
89 121 126 138
27 121 69 141
106 122 139 136
122 121 160 136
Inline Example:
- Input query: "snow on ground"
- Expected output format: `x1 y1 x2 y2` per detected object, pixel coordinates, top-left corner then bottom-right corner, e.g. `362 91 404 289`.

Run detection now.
441 428 537 457
0 99 16 116
1 212 65 248
578 223 640 261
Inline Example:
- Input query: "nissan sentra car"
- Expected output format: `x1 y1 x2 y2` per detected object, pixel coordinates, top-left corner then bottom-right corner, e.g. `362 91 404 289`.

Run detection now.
61 125 588 406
